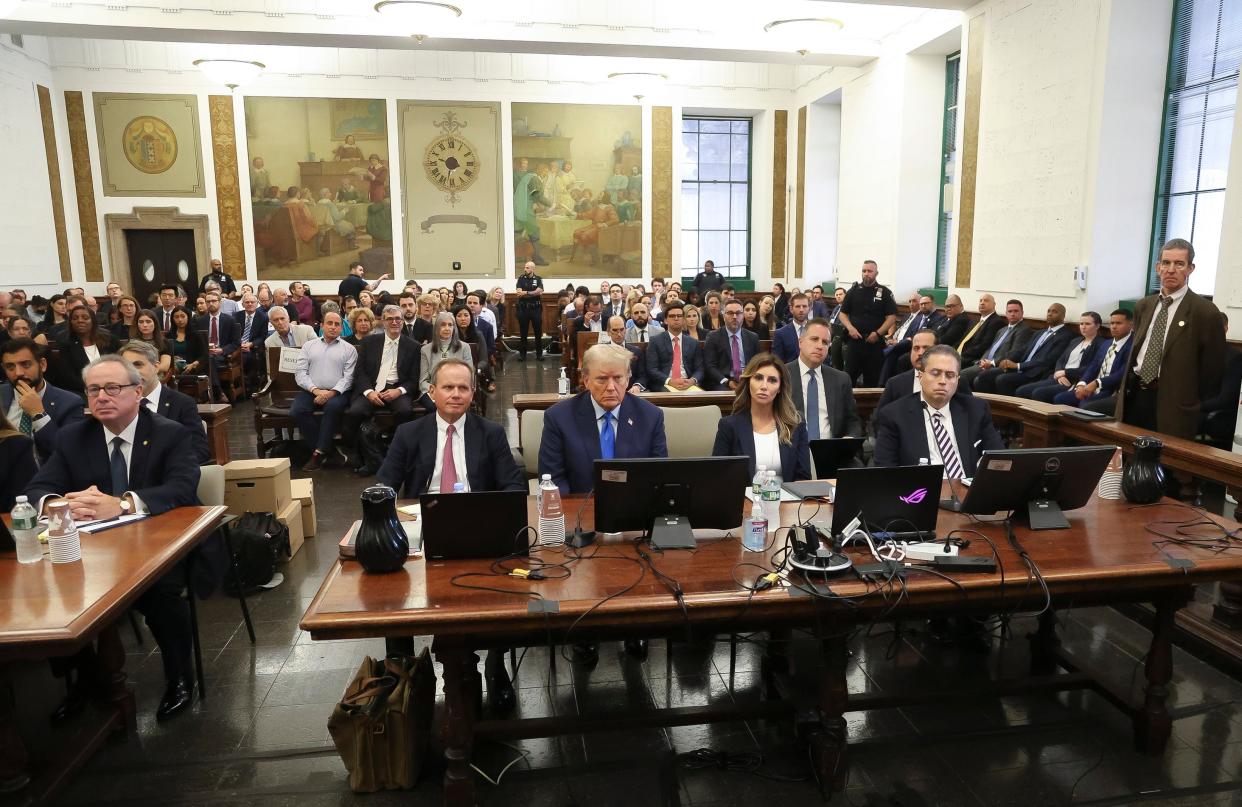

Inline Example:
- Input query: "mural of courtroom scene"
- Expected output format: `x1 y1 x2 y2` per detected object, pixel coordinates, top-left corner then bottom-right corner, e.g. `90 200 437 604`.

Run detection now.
244 97 393 281
511 102 642 279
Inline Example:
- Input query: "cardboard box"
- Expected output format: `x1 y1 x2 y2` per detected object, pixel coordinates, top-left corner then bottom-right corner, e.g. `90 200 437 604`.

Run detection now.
223 458 292 516
277 498 305 559
290 478 316 538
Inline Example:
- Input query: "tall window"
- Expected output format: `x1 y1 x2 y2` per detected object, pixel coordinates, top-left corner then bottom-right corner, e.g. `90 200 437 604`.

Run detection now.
681 117 751 278
1149 0 1241 295
935 52 961 289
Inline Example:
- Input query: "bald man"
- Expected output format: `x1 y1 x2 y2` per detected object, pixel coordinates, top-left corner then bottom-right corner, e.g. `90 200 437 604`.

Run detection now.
958 294 1007 367
973 304 1074 394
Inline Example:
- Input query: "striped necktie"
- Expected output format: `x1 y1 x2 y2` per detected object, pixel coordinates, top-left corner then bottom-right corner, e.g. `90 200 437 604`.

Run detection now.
927 406 964 479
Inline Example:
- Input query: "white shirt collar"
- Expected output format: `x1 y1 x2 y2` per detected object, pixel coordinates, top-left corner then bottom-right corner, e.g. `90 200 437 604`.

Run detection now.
918 392 951 415
143 384 162 411
797 358 821 378
436 412 465 433
106 412 141 443
1160 284 1190 304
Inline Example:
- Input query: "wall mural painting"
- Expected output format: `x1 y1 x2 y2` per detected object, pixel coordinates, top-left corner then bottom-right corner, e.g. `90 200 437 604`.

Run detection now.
511 102 642 278
244 96 393 281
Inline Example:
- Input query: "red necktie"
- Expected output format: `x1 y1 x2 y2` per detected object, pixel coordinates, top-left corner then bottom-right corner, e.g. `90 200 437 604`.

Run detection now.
209 315 219 345
671 335 683 380
439 424 458 492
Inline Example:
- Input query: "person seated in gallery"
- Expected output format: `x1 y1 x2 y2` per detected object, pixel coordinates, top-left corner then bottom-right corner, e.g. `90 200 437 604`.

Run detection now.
877 329 974 411
570 192 620 265
191 291 241 394
704 299 760 391
624 302 663 344
1013 312 1106 402
713 353 810 483
972 304 1074 395
1053 309 1134 411
344 305 421 475
133 309 174 381
167 306 209 376
873 345 1005 478
345 307 376 346
119 340 210 465
26 355 202 722
0 337 85 464
291 311 357 471
1200 312 1242 445
52 306 117 396
453 306 492 393
785 319 862 439
599 315 650 392
264 305 316 350
645 302 705 393
233 293 269 385
420 311 474 409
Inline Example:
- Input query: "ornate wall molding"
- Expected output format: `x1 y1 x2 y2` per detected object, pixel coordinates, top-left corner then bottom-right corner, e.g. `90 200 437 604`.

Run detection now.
651 106 673 280
770 109 788 279
795 106 806 281
65 90 104 282
103 207 211 296
955 15 984 289
208 95 247 277
37 85 71 282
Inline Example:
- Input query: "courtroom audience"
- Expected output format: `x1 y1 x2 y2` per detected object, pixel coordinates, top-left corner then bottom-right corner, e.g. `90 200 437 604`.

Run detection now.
702 292 725 331
1015 311 1105 401
703 299 760 391
1055 309 1134 411
110 295 141 340
957 293 1005 366
120 340 210 465
877 329 972 411
959 298 1031 388
713 353 810 482
291 311 357 471
343 305 421 475
54 306 116 395
772 283 790 324
742 301 769 340
169 306 208 374
785 318 862 440
771 292 812 364
624 302 662 343
453 305 491 390
879 294 945 384
645 302 705 392
973 303 1073 395
420 311 473 402
0 404 34 511
600 315 649 392
134 310 174 380
265 305 316 349
345 306 376 345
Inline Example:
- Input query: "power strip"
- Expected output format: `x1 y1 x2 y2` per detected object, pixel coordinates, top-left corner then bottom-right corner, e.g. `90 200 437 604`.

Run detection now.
903 542 959 562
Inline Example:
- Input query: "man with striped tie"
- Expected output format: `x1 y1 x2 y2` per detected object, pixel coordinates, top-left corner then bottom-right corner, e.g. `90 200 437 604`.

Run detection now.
233 291 268 392
873 345 1005 478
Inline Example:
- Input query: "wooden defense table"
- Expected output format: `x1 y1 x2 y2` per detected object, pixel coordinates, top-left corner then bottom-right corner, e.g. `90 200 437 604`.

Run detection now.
0 505 226 803
301 493 1242 805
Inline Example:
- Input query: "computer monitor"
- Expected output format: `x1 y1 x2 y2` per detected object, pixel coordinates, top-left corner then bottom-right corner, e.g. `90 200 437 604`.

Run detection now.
593 456 751 549
960 445 1117 530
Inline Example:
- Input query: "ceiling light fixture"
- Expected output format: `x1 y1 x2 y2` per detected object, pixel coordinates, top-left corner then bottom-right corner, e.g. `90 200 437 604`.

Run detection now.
607 71 668 86
193 59 265 90
763 17 845 55
374 0 462 39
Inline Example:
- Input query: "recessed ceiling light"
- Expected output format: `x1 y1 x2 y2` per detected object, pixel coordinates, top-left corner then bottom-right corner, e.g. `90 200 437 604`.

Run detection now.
192 59 265 90
374 1 462 38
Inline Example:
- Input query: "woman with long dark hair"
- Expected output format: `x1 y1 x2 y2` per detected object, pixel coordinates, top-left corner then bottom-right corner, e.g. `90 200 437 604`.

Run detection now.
55 306 115 394
772 283 791 326
702 292 725 331
742 301 769 340
454 305 493 393
712 353 810 482
135 309 173 380
168 305 208 376
110 295 141 340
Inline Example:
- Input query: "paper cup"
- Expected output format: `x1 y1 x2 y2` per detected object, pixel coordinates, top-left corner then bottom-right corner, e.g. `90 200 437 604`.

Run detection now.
1096 470 1123 500
48 531 82 564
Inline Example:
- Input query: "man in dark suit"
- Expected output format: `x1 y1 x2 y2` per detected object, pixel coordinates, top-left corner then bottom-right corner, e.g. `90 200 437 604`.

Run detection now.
645 302 705 392
879 294 948 383
398 292 433 345
957 294 1006 367
1117 238 1226 439
1014 312 1106 401
344 305 422 475
26 355 201 721
771 293 812 364
1199 312 1241 444
0 338 85 464
233 291 269 390
120 340 210 464
703 299 760 390
873 345 1005 477
933 295 972 353
877 329 975 410
602 283 627 322
1055 309 1133 410
959 299 1032 388
602 316 650 392
784 319 862 439
569 295 604 366
540 343 668 496
194 290 241 395
809 286 831 320
973 303 1074 395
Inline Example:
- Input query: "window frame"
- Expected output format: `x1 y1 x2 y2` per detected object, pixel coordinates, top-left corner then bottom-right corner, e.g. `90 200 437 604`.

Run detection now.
680 115 753 280
934 51 961 290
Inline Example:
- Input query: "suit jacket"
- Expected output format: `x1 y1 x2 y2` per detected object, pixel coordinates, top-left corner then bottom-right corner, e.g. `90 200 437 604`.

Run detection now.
192 312 241 356
783 359 862 438
624 322 663 344
935 313 972 350
811 300 831 320
877 369 973 411
401 318 433 345
1053 336 1108 384
872 393 1005 477
0 435 34 512
352 332 421 400
959 313 1006 364
620 343 650 391
645 331 705 391
712 411 810 482
51 334 117 394
476 317 496 356
1079 336 1133 395
1116 288 1225 439
0 382 86 463
703 327 761 389
151 384 210 464
377 412 525 498
569 316 603 361
603 303 627 322
264 323 316 349
538 391 667 494
232 308 269 348
25 407 201 514
1203 348 1242 414
771 322 805 364
1008 325 1075 380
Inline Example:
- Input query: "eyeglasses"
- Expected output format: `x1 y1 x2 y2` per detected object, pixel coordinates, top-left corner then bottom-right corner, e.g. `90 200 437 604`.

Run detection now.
85 382 138 398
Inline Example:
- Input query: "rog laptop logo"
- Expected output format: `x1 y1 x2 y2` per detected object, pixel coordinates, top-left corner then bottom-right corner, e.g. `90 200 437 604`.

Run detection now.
898 488 928 504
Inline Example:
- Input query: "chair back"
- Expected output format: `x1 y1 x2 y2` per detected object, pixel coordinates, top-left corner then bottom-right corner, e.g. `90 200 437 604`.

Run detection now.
519 409 545 477
197 463 225 506
659 405 722 459
265 346 302 403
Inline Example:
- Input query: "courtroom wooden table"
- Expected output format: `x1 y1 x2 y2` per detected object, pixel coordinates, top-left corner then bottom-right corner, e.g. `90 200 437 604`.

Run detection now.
0 505 226 804
301 492 1242 805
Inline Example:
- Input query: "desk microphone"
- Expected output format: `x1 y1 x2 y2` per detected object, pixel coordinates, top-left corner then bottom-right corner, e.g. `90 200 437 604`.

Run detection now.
940 476 963 512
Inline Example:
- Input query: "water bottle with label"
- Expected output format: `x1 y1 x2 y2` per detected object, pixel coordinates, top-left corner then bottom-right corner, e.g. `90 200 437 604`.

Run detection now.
557 368 570 396
743 496 767 552
761 469 781 503
537 475 565 546
12 495 41 564
752 465 767 496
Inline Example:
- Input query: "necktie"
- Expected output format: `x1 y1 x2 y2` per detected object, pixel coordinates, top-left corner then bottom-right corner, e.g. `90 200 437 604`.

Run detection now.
1137 297 1174 384
957 318 983 352
284 332 294 347
164 310 171 331
600 411 615 459
671 335 683 380
928 410 964 479
806 370 821 440
209 315 219 345
439 424 458 492
377 339 396 392
242 313 253 342
730 332 742 379
640 328 646 343
985 326 1010 361
1024 329 1052 363
142 398 152 411
18 411 31 436
1101 341 1119 377
109 436 128 497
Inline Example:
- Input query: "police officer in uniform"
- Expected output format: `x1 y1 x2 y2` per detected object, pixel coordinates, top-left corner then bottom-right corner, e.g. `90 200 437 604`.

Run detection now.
837 259 898 387
515 261 545 361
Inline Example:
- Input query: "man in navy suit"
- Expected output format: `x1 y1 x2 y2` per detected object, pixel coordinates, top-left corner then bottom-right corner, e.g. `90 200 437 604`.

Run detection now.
194 289 241 396
120 341 211 464
1055 309 1133 410
540 343 668 496
344 306 422 475
771 293 812 364
785 320 862 439
0 338 85 464
703 299 760 390
601 316 650 392
876 329 974 410
879 295 947 384
973 303 1074 395
644 302 705 392
26 355 201 722
873 345 1005 477
809 286 831 320
233 291 269 390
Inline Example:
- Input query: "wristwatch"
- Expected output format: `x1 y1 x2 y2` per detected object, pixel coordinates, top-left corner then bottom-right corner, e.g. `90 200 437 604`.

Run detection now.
30 412 46 422
119 498 132 514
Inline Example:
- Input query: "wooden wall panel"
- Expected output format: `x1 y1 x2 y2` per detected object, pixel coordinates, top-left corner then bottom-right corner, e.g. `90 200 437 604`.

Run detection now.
64 91 103 282
651 106 674 280
955 15 985 289
37 86 71 282
208 95 247 277
795 106 806 281
771 109 788 279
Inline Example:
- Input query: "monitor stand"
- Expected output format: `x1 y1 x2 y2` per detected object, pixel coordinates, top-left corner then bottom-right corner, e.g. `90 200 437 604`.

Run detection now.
1027 498 1069 530
650 514 696 550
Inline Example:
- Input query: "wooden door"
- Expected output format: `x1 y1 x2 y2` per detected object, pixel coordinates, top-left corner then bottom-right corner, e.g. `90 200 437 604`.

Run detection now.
125 229 197 308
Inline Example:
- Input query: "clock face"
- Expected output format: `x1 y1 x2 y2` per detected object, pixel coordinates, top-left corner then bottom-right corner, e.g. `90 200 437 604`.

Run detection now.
423 134 479 202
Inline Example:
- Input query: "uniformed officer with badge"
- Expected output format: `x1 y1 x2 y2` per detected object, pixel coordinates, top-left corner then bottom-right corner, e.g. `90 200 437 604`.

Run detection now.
837 260 898 386
515 261 545 361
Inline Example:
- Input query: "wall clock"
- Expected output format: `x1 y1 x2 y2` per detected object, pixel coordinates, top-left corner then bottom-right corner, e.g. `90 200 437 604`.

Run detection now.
423 113 478 206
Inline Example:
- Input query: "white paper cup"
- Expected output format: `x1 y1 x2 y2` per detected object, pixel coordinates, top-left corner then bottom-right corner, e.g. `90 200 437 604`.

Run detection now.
1096 470 1123 500
48 531 82 564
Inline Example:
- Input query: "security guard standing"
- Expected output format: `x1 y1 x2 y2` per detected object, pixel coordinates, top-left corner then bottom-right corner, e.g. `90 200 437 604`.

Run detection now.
837 260 898 386
515 261 545 361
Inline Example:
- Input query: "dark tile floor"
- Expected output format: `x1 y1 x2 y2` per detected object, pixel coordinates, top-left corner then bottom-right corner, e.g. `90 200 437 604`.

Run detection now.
13 350 1242 806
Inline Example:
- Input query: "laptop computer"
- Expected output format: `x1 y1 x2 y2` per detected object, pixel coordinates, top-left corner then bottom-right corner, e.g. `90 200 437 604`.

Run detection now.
809 437 866 478
830 464 943 540
419 490 530 560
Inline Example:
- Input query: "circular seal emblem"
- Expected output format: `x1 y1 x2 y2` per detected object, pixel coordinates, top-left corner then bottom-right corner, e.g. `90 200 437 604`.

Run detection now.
1045 457 1062 473
121 116 178 174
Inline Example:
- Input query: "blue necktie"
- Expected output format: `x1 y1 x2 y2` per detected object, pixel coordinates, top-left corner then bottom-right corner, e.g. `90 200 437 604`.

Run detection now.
1023 329 1052 363
985 327 1010 361
600 411 615 459
806 371 821 440
109 436 128 497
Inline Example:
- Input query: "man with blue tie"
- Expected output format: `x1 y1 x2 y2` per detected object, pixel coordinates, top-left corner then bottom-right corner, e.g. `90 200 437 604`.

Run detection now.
973 303 1074 395
879 295 945 384
704 299 760 390
958 299 1032 389
233 291 268 392
784 319 862 440
771 293 812 364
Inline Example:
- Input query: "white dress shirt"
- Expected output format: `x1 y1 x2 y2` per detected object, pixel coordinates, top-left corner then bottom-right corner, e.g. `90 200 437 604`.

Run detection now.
1016 324 1062 370
83 345 100 363
797 358 832 438
142 384 162 413
753 430 781 477
1131 283 1189 375
36 413 151 515
1064 337 1093 371
7 383 49 436
367 335 405 396
477 307 497 333
428 413 470 493
919 394 963 480
1079 334 1131 387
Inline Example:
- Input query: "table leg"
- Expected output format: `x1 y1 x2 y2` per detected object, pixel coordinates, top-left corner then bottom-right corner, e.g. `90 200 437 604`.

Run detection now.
1134 593 1185 754
0 665 30 793
96 625 136 733
435 640 477 807
808 633 849 795
1029 611 1060 676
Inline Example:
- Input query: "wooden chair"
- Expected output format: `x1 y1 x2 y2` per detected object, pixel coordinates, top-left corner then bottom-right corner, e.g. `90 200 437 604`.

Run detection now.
759 339 773 354
251 346 305 457
575 330 605 389
217 350 246 403
467 341 487 417
175 372 211 403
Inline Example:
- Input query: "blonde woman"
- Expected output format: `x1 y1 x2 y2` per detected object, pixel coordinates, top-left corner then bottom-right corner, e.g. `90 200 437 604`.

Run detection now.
712 353 810 481
345 307 376 345
684 305 709 341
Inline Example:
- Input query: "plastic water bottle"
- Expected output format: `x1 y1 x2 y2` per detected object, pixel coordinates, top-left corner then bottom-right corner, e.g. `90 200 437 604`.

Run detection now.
537 475 565 546
557 367 570 396
12 495 41 564
743 496 767 552
761 469 781 503
752 465 767 496
452 482 466 493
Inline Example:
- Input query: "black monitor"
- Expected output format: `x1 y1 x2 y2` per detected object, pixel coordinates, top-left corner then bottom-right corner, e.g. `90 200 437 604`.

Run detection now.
594 456 750 549
960 445 1117 530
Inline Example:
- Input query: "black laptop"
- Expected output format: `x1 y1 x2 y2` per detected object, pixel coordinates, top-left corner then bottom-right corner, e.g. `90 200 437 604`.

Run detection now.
419 491 529 560
830 464 943 540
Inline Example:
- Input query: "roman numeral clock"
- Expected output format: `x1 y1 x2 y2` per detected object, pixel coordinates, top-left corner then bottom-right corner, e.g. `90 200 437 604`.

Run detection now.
423 111 478 206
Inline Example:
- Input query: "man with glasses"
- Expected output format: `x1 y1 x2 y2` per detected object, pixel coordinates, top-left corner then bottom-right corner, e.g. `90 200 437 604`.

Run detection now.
343 305 421 476
25 355 201 722
704 299 759 390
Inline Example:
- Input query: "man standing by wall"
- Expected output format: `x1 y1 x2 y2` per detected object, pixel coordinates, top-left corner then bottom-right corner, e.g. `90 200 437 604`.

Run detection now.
837 260 898 387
